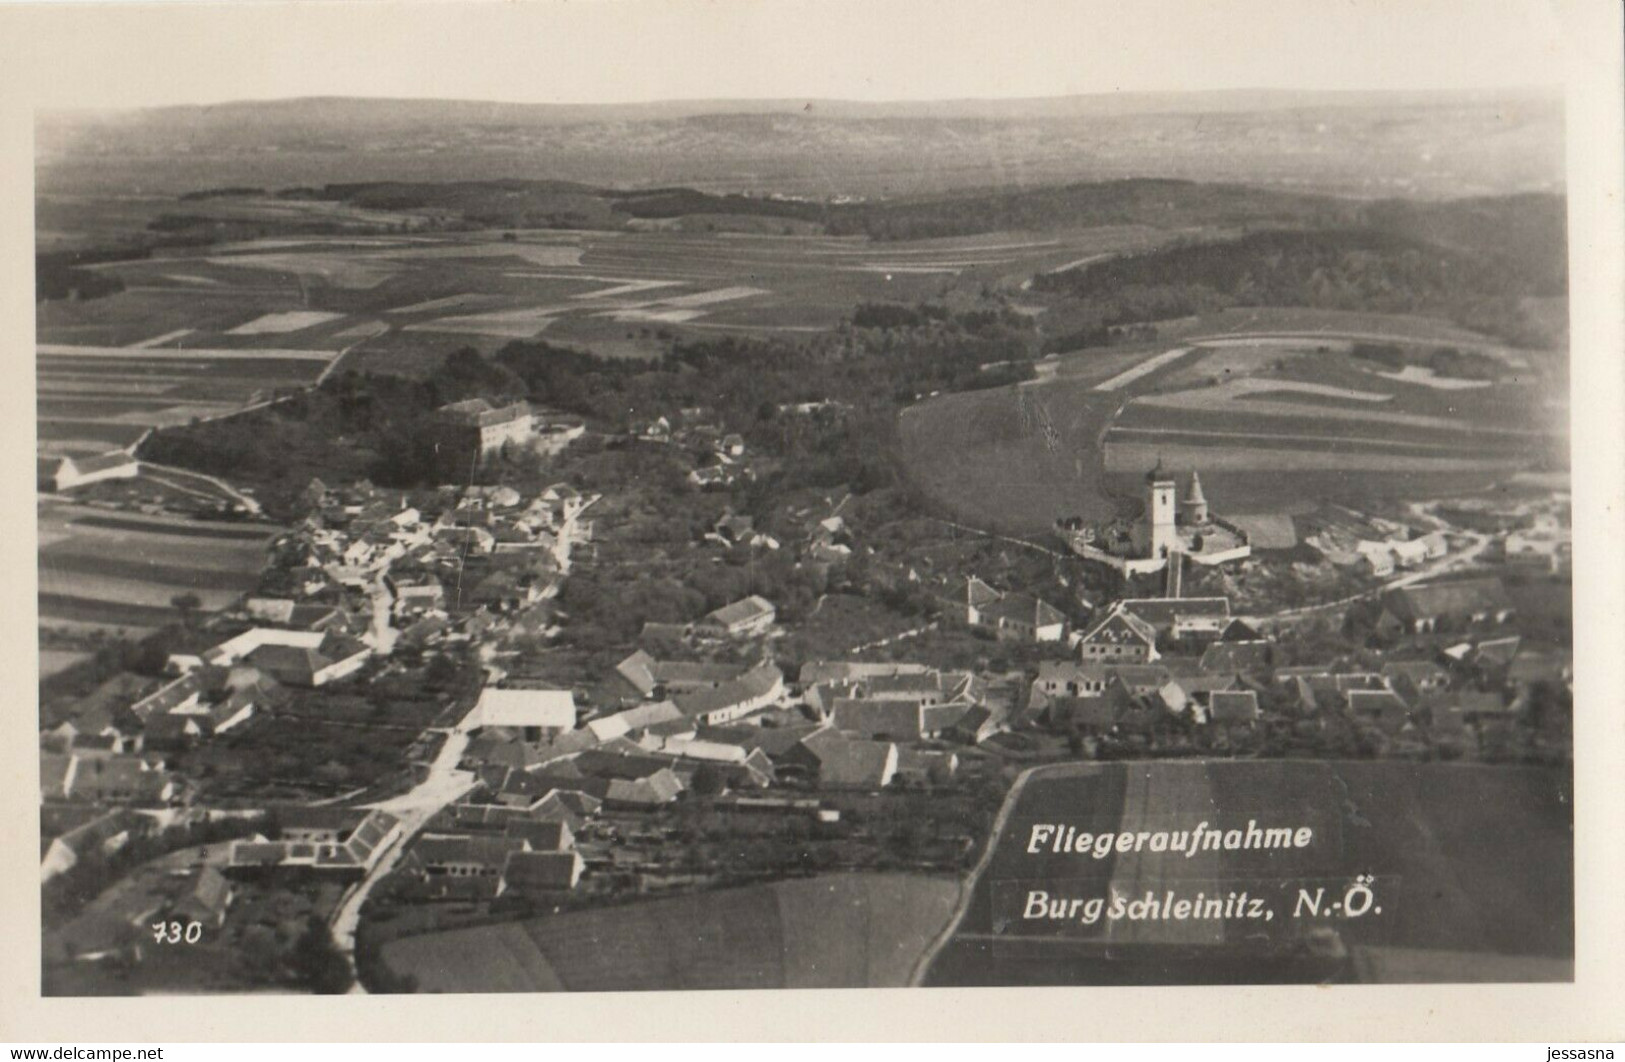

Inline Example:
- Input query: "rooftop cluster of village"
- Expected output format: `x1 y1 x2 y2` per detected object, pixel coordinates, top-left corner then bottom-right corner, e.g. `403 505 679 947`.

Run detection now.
39 389 1572 993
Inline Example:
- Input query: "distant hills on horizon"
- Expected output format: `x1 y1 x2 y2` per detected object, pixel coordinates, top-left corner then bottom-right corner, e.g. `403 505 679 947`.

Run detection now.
42 84 1561 124
37 87 1565 202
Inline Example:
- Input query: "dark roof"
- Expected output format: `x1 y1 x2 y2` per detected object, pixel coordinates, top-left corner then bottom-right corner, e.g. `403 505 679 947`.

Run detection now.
1119 597 1230 630
51 809 146 857
414 834 525 869
831 698 923 740
1080 609 1157 647
1199 641 1272 674
571 750 676 781
1218 618 1263 642
131 674 204 720
702 596 776 629
673 663 783 719
1051 695 1117 730
1381 660 1450 684
1347 689 1409 717
503 850 579 890
964 577 1003 609
1208 689 1260 724
696 723 822 759
276 807 364 833
1107 664 1175 690
1384 578 1512 622
797 733 895 788
981 592 1066 628
177 866 233 918
1457 690 1513 715
1473 636 1524 667
504 819 572 851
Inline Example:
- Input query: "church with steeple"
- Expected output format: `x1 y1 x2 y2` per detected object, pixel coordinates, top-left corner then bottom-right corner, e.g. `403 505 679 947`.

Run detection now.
1060 459 1251 577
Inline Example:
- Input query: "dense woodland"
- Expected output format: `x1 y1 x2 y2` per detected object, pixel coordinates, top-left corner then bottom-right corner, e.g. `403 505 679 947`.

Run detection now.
1032 218 1566 347
168 178 1565 255
139 304 1036 517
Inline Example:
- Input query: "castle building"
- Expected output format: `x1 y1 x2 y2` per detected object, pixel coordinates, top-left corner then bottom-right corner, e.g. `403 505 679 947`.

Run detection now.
436 399 535 462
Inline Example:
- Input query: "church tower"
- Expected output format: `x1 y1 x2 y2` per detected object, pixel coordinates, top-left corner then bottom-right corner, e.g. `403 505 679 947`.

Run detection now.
1182 470 1209 525
1146 459 1177 558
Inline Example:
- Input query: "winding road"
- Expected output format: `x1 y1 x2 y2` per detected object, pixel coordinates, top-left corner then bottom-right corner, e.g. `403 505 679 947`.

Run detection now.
327 702 483 993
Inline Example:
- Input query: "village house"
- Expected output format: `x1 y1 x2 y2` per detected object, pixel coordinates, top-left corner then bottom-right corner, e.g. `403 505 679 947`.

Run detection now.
1076 607 1160 663
167 866 234 929
783 731 899 790
1377 578 1515 636
828 697 979 742
534 753 686 808
1118 597 1232 638
41 809 150 883
244 633 371 688
1381 659 1452 696
673 662 785 726
798 661 932 686
275 807 363 844
502 849 585 894
412 834 527 880
614 650 748 700
60 755 177 805
168 627 371 686
1206 689 1262 742
696 595 777 638
962 577 1067 641
472 686 578 740
227 809 401 880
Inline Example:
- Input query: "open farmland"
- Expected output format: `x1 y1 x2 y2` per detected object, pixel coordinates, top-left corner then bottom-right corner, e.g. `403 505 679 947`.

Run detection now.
37 500 277 637
901 312 1567 531
377 872 960 992
37 345 337 458
923 760 1572 987
40 222 1201 375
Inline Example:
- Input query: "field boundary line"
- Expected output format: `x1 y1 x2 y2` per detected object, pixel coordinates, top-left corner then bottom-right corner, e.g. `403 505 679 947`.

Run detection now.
138 460 264 515
907 762 1065 987
929 518 1065 560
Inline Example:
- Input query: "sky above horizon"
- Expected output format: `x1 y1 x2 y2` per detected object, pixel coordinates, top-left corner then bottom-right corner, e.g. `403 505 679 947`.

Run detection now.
6 0 1571 111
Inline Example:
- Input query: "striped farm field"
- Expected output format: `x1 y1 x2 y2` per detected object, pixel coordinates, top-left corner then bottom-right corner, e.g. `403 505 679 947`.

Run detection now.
39 546 263 592
67 513 277 541
1102 429 1494 458
37 593 188 629
37 567 246 611
37 420 151 447
1102 441 1524 475
36 502 278 642
38 344 336 363
379 873 960 993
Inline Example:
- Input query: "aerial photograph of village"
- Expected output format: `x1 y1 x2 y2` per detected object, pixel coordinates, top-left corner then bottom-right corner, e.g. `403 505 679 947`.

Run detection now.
33 52 1573 993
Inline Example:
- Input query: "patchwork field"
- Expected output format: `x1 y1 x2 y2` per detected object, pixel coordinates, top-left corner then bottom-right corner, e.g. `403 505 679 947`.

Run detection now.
40 224 1200 375
378 872 960 992
901 314 1568 531
924 760 1573 986
37 501 278 638
37 345 337 458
